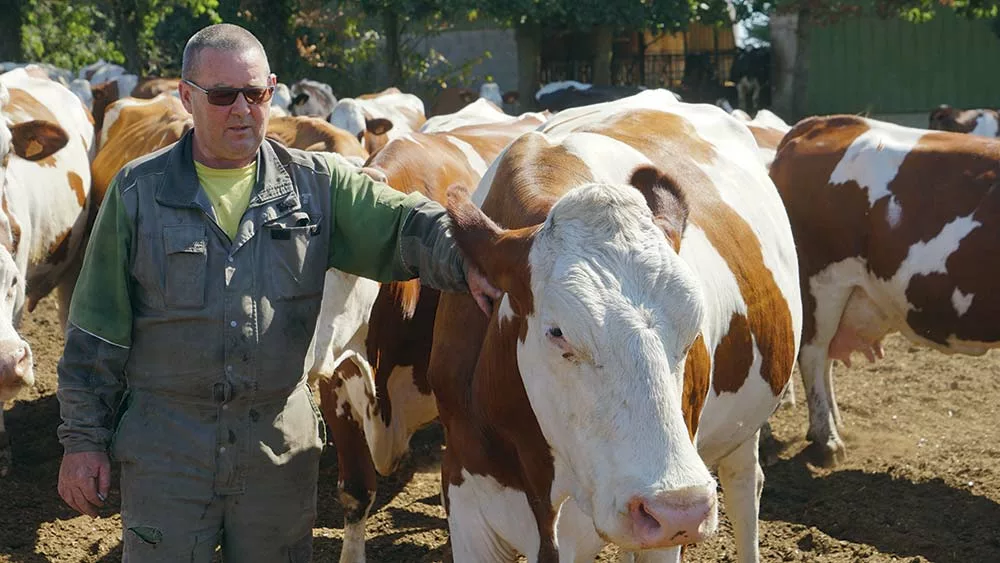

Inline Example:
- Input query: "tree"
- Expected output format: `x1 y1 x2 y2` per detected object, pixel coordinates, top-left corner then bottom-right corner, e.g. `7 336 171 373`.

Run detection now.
732 0 1000 119
0 0 24 62
17 0 219 73
356 0 477 89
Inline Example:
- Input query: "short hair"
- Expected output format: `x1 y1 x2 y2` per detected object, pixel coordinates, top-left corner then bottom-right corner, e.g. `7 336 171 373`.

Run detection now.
181 23 269 81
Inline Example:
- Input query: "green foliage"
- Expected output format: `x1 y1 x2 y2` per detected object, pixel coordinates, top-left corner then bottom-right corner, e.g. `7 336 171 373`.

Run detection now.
22 0 123 68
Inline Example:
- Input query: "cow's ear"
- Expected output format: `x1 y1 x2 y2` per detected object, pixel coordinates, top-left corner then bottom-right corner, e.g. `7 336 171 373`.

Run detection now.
10 120 68 161
292 93 309 106
446 184 536 316
366 118 393 136
628 166 689 253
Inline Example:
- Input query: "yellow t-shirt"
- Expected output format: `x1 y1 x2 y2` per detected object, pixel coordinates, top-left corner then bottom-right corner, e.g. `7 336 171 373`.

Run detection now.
194 160 257 241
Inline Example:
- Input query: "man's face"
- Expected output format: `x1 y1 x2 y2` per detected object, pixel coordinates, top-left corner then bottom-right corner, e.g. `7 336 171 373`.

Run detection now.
179 47 274 168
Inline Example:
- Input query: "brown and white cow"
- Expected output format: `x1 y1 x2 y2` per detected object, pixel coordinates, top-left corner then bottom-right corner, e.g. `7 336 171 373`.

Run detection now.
302 110 548 563
329 88 426 156
265 115 368 164
92 94 192 205
131 77 180 99
770 115 1000 466
928 104 999 137
0 69 95 475
428 89 801 561
420 98 549 135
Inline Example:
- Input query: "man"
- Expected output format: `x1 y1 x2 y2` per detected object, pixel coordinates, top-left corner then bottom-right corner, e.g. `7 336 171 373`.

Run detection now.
55 23 499 561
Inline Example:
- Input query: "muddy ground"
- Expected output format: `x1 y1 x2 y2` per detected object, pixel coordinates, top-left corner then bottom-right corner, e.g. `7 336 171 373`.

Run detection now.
1 296 998 562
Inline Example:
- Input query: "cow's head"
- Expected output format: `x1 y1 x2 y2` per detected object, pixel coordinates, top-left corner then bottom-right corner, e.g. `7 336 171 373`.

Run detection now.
928 104 980 133
446 167 717 550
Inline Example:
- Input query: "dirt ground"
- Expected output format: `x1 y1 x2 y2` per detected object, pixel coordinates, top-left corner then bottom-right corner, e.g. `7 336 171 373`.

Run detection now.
1 295 998 563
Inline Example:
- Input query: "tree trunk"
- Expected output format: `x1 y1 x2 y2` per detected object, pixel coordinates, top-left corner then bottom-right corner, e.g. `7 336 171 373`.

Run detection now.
384 11 403 87
591 25 613 86
112 0 142 74
515 23 541 111
791 5 812 120
0 0 23 62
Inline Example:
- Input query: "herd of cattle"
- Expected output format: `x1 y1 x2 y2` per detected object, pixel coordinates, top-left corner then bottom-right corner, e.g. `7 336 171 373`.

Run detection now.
0 58 997 562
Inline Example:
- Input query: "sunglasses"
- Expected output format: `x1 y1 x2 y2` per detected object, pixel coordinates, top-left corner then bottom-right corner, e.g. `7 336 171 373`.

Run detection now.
182 79 275 106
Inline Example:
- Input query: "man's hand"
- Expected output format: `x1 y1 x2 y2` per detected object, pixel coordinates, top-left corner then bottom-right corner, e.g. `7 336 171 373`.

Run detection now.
58 451 111 517
466 263 502 316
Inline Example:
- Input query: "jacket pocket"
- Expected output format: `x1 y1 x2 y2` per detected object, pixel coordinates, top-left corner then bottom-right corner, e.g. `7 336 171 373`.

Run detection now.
163 224 207 308
263 212 324 300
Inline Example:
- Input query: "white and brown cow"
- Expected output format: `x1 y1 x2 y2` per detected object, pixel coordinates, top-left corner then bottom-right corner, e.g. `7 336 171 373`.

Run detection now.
91 94 193 206
329 87 426 156
0 69 95 476
429 90 801 561
302 110 548 563
770 115 1000 466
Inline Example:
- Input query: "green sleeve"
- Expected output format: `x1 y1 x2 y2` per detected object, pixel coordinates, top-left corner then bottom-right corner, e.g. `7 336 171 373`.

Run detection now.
324 155 469 292
68 177 134 347
57 175 134 453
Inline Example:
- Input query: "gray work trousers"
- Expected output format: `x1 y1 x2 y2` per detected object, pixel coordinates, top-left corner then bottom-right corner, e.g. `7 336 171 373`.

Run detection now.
119 447 320 562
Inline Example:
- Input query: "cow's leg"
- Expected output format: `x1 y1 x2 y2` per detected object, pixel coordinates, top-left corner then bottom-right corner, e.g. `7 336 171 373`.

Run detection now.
0 410 10 477
715 430 763 563
318 373 376 563
800 280 853 467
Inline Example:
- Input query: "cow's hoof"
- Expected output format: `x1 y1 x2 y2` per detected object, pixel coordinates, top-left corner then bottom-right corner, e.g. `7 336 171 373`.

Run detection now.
805 438 846 468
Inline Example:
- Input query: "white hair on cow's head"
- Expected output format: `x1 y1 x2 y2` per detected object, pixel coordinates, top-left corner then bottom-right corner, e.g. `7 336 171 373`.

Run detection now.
516 180 716 549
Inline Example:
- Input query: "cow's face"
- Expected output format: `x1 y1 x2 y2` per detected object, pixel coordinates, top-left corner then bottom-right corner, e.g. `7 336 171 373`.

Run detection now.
448 178 718 550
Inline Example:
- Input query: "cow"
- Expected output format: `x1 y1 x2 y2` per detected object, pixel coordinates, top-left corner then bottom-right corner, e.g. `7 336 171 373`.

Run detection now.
329 88 426 156
769 115 1000 467
928 104 999 137
729 46 772 114
534 80 651 112
265 115 368 164
0 69 95 476
426 89 801 562
420 98 549 134
429 83 521 117
131 77 180 99
90 75 143 142
288 78 337 119
302 111 548 563
92 94 193 204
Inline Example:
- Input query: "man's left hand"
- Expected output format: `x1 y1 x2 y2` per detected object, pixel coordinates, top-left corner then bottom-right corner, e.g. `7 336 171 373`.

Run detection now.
467 264 502 316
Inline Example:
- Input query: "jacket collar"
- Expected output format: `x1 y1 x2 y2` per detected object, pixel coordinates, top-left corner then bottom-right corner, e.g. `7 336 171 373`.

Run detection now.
154 128 297 211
